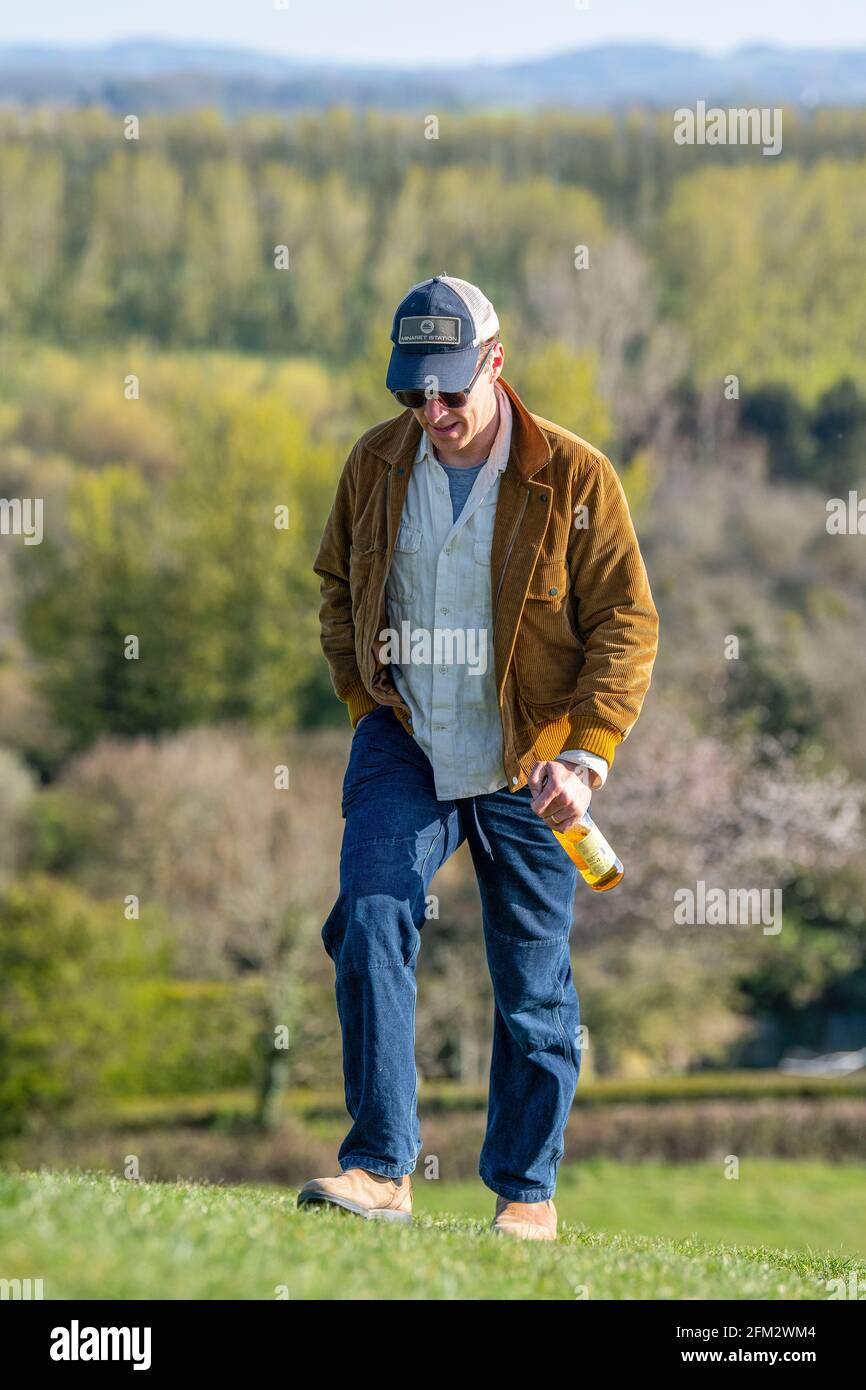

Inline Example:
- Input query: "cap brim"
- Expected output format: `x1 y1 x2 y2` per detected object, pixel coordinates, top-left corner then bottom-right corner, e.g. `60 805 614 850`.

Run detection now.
386 343 479 394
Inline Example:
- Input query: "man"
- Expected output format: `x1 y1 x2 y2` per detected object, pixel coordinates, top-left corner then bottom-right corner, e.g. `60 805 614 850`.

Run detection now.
300 275 658 1240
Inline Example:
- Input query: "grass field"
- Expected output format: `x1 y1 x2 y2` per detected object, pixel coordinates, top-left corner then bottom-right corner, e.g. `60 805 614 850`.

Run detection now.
1 1161 862 1300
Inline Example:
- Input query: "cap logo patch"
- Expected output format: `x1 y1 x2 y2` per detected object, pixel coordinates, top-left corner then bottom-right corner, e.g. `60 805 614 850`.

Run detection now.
398 315 461 345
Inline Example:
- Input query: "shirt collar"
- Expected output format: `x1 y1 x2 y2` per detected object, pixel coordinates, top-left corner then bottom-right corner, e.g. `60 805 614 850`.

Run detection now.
414 381 512 474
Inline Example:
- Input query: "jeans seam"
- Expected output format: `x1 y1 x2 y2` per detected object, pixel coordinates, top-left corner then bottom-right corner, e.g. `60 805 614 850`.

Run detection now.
336 959 415 978
485 923 571 948
340 1154 416 1179
552 942 572 1071
340 835 431 851
418 820 447 883
479 1169 554 1203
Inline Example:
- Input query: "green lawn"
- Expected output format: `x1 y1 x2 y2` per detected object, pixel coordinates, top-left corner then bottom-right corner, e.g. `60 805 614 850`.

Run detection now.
417 1158 866 1259
0 1162 862 1300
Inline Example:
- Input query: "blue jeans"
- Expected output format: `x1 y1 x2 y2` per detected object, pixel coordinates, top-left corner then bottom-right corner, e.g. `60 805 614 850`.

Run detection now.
321 703 581 1202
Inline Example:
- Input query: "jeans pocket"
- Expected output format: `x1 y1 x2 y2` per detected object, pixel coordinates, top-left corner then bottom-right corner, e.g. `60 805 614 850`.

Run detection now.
342 706 389 813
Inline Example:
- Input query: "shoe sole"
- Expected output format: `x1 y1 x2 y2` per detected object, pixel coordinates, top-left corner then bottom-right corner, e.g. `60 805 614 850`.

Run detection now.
490 1224 557 1240
297 1191 413 1224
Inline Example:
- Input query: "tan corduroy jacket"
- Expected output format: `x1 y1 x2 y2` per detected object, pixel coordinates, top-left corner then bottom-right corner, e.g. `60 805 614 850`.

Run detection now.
313 376 659 791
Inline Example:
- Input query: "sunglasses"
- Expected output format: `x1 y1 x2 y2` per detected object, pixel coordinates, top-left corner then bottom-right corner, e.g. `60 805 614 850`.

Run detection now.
391 340 498 410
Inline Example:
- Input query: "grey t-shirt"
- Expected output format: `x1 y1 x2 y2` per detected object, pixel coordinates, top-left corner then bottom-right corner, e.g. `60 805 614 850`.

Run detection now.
438 458 487 525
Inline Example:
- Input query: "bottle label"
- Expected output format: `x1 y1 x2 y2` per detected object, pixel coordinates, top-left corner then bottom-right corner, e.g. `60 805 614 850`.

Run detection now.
573 824 617 877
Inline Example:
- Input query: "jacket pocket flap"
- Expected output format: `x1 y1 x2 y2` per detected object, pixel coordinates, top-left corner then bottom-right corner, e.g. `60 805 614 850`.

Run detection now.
527 557 569 600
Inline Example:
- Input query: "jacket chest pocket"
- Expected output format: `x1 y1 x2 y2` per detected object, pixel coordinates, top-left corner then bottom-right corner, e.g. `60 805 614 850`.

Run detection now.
515 558 585 707
524 557 580 637
386 519 422 606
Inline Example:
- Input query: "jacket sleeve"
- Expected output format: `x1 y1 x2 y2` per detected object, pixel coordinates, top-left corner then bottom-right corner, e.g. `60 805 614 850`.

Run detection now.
312 443 378 727
562 450 659 766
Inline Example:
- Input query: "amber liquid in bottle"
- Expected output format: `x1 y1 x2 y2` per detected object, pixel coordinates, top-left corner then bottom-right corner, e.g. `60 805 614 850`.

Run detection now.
553 810 624 892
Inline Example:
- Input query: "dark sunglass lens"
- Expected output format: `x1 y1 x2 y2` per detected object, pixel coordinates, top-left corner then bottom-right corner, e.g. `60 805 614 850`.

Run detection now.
395 390 426 407
439 392 468 408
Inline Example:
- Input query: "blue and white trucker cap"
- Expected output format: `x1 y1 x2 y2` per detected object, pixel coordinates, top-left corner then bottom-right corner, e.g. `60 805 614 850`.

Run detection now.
386 274 500 393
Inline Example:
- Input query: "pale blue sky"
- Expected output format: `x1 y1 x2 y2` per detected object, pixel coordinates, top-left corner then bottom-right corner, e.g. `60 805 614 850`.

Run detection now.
1 0 865 67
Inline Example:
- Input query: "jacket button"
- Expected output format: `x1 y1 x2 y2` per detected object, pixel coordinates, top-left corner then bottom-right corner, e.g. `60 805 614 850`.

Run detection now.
511 776 518 785
548 586 558 596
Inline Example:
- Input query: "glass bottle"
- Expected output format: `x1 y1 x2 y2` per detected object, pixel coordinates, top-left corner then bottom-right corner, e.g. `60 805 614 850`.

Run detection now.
553 810 624 892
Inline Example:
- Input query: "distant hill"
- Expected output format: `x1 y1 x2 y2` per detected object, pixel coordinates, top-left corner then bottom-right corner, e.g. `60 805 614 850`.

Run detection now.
0 38 863 112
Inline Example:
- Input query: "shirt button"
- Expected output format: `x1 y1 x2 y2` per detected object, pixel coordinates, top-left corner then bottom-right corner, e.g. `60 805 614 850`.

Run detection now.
440 607 449 615
439 666 447 674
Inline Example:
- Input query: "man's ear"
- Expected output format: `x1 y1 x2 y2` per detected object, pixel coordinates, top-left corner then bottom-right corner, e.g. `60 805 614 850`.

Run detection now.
491 342 505 380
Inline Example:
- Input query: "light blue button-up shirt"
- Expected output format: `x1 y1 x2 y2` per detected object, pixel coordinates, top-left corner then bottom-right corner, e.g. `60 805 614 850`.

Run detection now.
384 383 607 799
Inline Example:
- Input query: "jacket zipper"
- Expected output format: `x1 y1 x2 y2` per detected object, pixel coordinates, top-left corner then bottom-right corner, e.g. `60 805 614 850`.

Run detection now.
495 486 529 611
375 464 393 654
494 486 530 715
370 465 411 718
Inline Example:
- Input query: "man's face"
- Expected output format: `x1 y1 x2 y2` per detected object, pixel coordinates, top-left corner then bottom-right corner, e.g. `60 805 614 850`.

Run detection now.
411 342 505 454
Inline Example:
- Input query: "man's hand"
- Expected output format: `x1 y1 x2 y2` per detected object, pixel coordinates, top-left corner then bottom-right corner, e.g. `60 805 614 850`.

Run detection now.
528 759 592 832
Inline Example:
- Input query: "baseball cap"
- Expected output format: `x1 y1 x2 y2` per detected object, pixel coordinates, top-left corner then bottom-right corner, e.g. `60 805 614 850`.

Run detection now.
385 274 500 394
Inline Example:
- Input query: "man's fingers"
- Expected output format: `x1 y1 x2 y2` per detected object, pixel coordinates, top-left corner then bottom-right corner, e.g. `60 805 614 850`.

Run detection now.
531 791 571 822
528 762 556 813
527 762 549 795
529 761 589 827
530 785 565 816
552 810 584 832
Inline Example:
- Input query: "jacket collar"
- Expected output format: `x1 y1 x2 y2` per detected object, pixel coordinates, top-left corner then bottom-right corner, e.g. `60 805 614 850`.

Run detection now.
364 375 552 481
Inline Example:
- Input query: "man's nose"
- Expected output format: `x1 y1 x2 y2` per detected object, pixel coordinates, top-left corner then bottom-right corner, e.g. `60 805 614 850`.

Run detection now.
424 395 447 422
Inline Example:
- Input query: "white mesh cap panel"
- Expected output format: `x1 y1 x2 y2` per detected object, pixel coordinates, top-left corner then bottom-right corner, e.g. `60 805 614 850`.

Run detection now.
438 275 500 345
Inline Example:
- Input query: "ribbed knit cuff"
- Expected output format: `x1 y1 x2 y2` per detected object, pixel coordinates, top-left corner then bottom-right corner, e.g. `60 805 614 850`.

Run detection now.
516 715 622 790
561 716 622 767
343 679 379 729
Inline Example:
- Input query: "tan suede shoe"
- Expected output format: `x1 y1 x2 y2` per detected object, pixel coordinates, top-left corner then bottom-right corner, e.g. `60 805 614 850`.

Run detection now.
491 1196 558 1241
297 1167 413 1224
